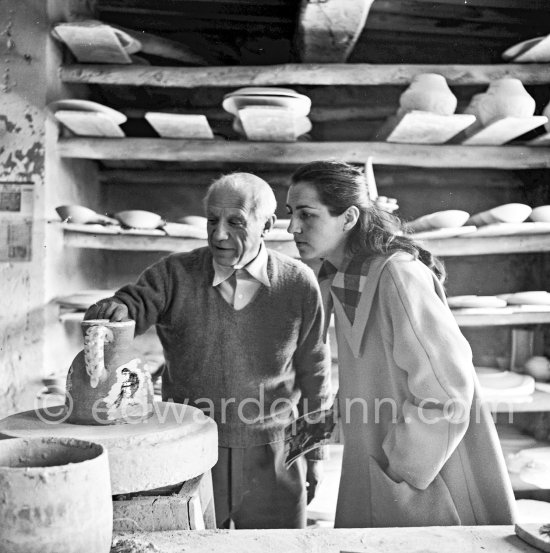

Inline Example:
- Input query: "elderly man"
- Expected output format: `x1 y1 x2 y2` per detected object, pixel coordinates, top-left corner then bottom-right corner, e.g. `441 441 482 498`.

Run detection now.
85 172 332 529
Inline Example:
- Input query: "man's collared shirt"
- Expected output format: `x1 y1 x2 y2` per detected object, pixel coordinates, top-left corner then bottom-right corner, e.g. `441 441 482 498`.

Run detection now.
212 243 270 310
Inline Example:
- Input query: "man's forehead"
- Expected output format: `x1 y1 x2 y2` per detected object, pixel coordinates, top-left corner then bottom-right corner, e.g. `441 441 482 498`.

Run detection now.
206 188 255 213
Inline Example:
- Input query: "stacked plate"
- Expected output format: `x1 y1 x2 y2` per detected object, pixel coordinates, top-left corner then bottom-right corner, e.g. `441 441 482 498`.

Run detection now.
222 87 312 142
407 209 475 239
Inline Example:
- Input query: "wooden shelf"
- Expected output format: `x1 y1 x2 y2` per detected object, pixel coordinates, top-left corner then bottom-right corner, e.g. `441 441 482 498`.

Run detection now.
57 138 550 169
63 227 550 257
489 391 550 413
59 63 550 87
453 310 550 326
62 228 299 256
420 233 550 256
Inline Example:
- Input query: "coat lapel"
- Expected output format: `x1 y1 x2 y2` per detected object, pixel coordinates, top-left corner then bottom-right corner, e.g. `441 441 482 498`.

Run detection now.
331 253 404 358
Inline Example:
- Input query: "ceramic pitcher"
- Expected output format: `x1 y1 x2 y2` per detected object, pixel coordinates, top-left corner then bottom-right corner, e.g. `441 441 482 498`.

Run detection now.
66 319 154 425
398 73 457 116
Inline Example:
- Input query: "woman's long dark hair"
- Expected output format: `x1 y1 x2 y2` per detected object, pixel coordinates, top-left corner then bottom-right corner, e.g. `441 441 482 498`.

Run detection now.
290 160 446 283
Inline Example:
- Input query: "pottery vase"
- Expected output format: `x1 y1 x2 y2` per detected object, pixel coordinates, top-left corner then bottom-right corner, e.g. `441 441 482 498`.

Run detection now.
477 78 536 126
66 319 154 425
398 73 457 116
0 437 112 553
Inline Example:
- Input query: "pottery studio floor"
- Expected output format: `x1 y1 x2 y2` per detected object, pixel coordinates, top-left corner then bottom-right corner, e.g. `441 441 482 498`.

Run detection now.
307 444 550 527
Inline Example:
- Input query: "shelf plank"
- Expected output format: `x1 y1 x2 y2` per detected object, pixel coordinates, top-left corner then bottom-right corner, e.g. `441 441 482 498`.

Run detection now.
59 63 550 87
63 228 299 256
453 310 550 327
63 227 550 257
57 138 550 169
489 390 550 413
419 232 550 255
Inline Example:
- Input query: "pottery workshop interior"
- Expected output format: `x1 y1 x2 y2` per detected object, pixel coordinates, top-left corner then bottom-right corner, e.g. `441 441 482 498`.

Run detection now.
2 0 550 551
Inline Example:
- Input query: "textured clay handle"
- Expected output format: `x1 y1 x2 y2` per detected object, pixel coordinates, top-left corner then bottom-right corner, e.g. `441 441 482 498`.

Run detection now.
83 325 114 388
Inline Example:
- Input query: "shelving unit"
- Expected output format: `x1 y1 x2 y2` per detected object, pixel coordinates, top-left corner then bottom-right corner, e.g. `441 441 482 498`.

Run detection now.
53 31 550 496
62 225 550 257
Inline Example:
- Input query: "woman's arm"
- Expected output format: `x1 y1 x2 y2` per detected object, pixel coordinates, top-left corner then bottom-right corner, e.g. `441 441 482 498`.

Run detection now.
380 259 475 490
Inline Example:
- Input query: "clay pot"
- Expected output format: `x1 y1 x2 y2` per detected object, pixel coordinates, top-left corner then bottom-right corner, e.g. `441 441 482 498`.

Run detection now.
0 437 112 553
398 73 457 116
476 78 536 126
66 319 154 425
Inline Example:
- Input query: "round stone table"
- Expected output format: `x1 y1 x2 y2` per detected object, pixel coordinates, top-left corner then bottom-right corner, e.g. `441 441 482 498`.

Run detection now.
0 401 218 531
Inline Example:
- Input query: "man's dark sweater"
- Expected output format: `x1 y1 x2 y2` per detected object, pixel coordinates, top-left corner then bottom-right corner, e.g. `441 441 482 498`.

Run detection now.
115 247 332 447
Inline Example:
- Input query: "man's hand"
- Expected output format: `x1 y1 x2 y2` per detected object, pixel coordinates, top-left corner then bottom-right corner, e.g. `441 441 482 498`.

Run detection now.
84 298 129 322
306 459 323 504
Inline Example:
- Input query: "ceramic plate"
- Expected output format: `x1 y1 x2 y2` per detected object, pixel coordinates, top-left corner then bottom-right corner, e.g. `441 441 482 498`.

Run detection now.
224 87 302 98
467 203 532 226
530 205 550 222
222 94 311 117
47 99 127 125
413 226 476 240
502 35 550 63
447 295 508 309
408 210 470 232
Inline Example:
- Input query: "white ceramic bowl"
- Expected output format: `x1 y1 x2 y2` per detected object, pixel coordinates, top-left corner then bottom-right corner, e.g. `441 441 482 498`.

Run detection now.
531 205 550 223
115 210 163 229
467 203 532 226
408 210 470 232
56 204 116 225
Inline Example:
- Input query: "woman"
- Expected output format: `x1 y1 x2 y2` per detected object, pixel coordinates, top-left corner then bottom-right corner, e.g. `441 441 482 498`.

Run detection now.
286 160 516 528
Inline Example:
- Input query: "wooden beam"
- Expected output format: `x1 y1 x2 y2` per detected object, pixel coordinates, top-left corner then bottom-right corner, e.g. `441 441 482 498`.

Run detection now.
297 0 375 62
57 138 550 169
371 0 548 26
97 6 293 24
59 63 550 87
364 12 543 39
99 168 526 188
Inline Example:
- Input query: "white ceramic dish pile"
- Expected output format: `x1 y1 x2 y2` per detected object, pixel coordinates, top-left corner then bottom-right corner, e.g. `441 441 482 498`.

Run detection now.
222 87 312 141
408 209 470 232
56 204 118 225
466 203 532 226
114 210 164 229
496 291 550 306
530 205 550 223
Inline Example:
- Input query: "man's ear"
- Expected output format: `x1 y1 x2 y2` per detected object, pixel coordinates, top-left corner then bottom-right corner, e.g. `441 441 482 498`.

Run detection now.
343 206 360 231
262 214 276 235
